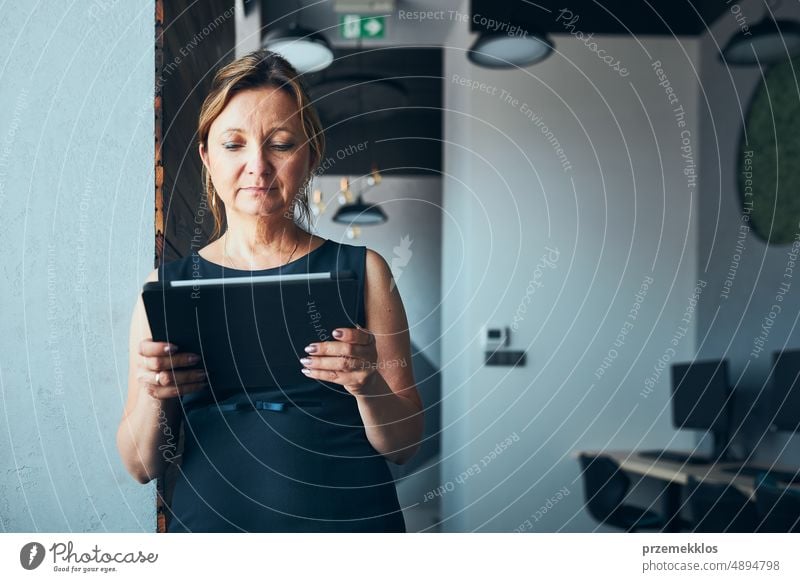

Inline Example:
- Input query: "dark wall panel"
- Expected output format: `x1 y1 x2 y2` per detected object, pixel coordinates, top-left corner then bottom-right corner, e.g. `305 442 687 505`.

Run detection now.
160 0 235 263
304 47 443 177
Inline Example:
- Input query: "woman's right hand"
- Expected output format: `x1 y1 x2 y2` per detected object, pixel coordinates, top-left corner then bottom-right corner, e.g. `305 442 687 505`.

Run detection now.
137 339 208 399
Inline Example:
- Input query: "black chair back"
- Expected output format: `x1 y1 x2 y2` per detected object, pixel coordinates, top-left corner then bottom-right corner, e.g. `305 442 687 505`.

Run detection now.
579 454 630 524
755 473 800 533
686 475 759 532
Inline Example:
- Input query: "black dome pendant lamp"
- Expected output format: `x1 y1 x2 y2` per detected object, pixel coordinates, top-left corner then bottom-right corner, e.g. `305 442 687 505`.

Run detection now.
333 167 387 225
332 192 387 225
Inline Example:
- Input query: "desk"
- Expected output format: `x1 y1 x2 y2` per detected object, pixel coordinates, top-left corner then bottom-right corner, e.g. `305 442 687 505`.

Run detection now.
574 450 800 532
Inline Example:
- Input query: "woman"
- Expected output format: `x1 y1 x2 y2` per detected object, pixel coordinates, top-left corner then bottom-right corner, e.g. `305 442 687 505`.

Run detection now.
116 50 423 532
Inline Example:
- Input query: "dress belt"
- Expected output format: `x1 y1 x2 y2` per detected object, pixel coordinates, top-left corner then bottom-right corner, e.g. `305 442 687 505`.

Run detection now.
215 400 322 413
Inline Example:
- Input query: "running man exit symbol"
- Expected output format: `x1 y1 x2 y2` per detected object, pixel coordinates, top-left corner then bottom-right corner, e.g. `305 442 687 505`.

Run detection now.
340 15 385 39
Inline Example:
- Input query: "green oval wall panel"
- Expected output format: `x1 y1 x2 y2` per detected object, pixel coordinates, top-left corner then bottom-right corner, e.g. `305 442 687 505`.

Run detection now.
739 57 800 245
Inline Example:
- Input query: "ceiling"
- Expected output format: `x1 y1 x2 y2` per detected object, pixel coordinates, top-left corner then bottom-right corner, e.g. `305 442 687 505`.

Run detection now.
470 0 732 36
260 0 732 44
260 0 464 47
303 46 443 176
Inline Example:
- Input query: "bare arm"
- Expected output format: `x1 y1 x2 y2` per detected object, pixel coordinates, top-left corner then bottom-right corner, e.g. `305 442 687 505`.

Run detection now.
115 269 206 483
352 249 424 464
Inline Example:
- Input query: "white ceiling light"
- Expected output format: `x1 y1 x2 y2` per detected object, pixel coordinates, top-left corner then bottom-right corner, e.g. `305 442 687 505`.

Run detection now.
262 25 334 74
468 32 553 69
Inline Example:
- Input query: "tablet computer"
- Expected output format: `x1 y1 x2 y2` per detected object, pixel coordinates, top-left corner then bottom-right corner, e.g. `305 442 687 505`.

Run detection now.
141 270 359 391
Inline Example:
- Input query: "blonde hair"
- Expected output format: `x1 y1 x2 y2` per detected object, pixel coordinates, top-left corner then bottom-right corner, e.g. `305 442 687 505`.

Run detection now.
197 49 325 241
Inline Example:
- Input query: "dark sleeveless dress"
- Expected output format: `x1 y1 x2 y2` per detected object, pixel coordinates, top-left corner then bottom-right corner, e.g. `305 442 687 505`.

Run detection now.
158 238 406 532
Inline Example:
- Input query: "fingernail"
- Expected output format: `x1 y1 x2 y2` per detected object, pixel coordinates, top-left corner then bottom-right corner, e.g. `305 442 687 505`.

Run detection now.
332 329 343 338
301 368 312 375
300 357 312 365
164 344 178 354
304 344 317 353
188 354 200 364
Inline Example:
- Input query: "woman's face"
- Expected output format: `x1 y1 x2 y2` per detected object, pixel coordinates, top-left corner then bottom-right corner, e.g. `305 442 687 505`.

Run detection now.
200 86 313 221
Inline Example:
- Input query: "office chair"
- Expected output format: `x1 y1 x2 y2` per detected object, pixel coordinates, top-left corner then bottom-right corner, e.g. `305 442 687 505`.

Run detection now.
578 453 665 532
754 472 800 533
685 475 760 532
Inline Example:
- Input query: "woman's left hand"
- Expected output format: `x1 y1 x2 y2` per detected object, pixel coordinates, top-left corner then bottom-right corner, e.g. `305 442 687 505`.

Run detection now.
299 325 379 396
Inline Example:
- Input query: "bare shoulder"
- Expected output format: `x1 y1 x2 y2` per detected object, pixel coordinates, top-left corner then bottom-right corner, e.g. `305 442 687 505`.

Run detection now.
364 247 405 320
364 248 393 288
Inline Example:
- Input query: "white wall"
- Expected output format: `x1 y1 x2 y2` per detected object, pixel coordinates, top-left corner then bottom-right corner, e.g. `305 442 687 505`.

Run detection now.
0 2 156 531
696 0 800 466
234 0 261 57
441 1 702 531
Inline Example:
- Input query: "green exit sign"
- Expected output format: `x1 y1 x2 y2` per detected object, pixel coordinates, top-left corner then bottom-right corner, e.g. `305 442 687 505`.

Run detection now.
339 14 385 39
